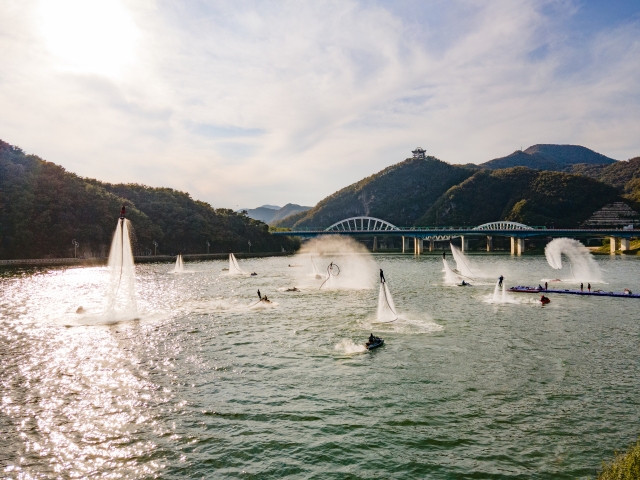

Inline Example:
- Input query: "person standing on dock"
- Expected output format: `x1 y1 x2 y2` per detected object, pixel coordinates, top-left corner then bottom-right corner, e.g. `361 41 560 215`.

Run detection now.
580 283 583 292
544 281 548 290
498 275 504 288
588 283 591 292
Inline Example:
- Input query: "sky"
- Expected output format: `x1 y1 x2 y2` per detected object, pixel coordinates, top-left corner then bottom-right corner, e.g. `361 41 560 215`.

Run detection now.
1 0 640 209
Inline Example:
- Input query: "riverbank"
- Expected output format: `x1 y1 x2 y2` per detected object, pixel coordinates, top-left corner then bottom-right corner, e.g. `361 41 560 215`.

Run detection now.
0 251 292 268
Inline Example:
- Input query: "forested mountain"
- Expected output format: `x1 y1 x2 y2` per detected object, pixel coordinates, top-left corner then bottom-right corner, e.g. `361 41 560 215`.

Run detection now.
417 167 623 228
480 144 617 171
570 157 640 202
273 157 473 228
0 140 298 259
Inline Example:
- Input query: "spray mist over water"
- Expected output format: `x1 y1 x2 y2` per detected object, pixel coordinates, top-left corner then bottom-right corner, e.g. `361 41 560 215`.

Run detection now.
294 236 376 290
103 219 137 320
545 238 604 283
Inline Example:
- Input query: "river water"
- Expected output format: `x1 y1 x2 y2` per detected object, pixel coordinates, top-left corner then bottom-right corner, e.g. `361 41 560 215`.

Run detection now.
1 253 638 479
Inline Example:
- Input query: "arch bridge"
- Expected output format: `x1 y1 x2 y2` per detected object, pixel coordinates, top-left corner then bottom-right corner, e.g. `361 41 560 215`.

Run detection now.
272 216 640 255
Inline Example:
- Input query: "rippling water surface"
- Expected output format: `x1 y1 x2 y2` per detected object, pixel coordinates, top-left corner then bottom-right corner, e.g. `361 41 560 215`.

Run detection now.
1 254 639 479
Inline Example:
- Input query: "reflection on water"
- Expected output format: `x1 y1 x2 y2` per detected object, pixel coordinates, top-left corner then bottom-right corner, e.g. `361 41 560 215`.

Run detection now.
1 254 639 479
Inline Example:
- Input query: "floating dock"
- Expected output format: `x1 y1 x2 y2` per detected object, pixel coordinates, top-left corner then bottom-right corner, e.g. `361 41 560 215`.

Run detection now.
509 287 640 299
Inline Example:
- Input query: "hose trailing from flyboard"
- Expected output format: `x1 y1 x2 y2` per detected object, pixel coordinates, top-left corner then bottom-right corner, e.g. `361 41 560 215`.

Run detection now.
380 278 398 322
319 262 340 290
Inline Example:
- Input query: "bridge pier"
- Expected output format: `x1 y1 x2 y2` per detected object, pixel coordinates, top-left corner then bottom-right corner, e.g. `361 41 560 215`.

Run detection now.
511 237 524 255
621 237 630 252
429 238 435 252
414 237 423 255
461 236 468 252
486 236 493 252
373 236 378 252
610 236 617 254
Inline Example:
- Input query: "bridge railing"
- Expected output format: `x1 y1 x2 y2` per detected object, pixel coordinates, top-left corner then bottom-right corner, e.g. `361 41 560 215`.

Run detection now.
272 226 548 232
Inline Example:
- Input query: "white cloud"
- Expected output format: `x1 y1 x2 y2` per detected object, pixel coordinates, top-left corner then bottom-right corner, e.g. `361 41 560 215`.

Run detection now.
0 0 639 208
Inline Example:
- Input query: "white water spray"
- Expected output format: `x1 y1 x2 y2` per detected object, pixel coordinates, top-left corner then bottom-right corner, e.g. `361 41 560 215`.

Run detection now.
173 254 184 273
545 238 603 283
228 253 245 275
492 279 507 302
335 339 367 354
377 282 398 323
104 219 137 319
450 243 474 278
442 258 462 284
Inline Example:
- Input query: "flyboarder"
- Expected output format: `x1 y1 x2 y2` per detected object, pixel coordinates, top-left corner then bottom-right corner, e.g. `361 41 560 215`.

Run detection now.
380 269 386 283
257 289 261 300
498 275 504 287
120 205 126 220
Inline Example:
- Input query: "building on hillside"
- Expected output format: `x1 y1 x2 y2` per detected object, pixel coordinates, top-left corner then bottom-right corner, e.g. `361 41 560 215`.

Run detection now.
412 147 426 159
582 202 640 228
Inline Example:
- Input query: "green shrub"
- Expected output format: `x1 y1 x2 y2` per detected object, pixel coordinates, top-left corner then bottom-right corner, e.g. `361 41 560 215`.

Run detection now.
597 438 640 479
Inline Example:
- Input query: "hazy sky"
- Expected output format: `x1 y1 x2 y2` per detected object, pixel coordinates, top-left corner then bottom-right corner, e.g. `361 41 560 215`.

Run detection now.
1 0 639 208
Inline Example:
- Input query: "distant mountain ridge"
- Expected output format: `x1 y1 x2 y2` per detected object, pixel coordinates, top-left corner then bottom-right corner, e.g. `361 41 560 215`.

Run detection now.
480 144 617 171
275 144 637 230
241 204 311 224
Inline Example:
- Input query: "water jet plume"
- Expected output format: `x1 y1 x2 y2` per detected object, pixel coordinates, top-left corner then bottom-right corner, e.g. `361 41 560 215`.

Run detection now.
229 253 245 275
449 243 475 278
544 238 603 283
174 254 184 273
442 258 463 284
377 282 398 323
103 218 137 320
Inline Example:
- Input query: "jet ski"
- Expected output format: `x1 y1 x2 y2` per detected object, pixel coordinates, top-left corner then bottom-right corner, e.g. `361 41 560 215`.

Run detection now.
540 295 550 305
366 336 384 350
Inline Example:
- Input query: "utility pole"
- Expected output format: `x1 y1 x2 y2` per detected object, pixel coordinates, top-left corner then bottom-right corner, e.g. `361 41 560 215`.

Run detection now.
152 240 158 256
206 241 210 254
72 239 79 258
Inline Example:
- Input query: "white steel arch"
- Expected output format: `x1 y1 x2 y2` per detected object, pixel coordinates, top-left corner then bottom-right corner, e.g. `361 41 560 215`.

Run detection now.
473 221 533 230
325 216 399 232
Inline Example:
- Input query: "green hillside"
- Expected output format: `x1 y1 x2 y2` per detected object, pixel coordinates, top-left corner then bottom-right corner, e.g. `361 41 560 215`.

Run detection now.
274 157 473 228
0 140 298 259
481 144 617 171
417 167 624 228
571 157 640 201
